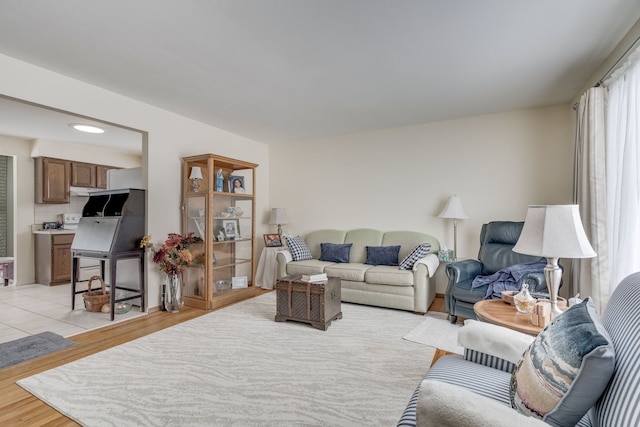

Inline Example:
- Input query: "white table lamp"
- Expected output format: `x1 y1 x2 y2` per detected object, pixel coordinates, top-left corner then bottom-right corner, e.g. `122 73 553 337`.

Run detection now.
513 205 596 317
269 208 289 236
438 195 469 261
189 166 203 192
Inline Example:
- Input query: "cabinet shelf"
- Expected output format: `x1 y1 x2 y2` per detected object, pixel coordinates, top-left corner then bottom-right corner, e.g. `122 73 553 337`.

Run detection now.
182 153 259 310
212 258 252 270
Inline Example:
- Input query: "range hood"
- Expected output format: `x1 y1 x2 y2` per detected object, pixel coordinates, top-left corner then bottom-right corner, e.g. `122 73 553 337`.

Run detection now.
70 186 99 197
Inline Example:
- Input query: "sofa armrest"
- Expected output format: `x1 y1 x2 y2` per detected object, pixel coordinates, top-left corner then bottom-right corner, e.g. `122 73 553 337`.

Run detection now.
413 254 439 277
416 380 548 427
275 250 292 279
458 320 533 364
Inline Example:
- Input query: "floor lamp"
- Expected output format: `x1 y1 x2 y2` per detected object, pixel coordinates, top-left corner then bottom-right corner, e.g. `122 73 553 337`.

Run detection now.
438 195 469 261
513 205 596 318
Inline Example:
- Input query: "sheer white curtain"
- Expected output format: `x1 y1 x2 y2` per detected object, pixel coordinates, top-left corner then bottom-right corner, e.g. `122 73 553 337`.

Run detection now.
572 88 610 312
604 54 640 289
573 47 640 310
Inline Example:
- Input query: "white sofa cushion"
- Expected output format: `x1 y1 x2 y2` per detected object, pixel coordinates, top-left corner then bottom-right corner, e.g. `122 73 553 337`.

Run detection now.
324 263 372 281
285 259 335 276
365 266 414 286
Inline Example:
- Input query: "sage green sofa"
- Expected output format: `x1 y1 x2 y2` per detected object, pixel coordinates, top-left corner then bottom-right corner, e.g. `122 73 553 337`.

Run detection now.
275 228 440 314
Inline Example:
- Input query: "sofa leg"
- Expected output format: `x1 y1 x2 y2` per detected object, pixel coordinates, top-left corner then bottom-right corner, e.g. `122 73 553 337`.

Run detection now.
449 315 457 324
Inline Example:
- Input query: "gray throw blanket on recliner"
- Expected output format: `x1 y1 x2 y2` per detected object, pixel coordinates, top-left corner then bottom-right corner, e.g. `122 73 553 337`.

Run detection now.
471 259 547 299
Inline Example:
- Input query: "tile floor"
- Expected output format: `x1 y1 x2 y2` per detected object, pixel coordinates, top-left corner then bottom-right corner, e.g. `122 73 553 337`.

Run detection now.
0 283 146 345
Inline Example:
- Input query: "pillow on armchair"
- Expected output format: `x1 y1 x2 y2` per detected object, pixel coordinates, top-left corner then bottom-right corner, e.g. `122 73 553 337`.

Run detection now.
510 297 615 426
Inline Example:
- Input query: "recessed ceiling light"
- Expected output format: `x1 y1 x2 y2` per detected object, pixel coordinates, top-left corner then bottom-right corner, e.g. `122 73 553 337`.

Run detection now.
69 123 105 134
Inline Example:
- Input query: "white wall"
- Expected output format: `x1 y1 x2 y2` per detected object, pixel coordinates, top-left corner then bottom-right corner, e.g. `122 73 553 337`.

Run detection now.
270 104 575 262
0 135 35 284
0 53 270 309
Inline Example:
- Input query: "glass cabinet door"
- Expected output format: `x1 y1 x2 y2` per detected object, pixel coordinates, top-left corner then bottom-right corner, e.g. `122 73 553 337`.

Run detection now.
211 193 253 294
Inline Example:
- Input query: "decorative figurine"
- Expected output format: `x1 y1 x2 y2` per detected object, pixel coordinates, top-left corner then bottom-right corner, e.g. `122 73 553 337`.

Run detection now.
215 169 223 192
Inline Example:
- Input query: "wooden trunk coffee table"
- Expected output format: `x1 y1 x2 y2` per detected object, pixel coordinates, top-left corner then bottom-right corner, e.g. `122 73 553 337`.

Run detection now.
275 275 342 331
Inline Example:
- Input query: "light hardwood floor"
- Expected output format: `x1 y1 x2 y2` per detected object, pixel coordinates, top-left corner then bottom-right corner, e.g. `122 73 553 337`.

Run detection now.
1 292 450 426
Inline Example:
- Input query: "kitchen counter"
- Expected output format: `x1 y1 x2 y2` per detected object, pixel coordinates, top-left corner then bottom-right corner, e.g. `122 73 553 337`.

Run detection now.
31 225 76 235
32 229 76 235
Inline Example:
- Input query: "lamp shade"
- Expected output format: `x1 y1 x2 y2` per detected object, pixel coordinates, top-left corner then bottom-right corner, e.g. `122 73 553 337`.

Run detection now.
438 195 469 219
189 166 203 180
268 208 289 225
513 205 596 258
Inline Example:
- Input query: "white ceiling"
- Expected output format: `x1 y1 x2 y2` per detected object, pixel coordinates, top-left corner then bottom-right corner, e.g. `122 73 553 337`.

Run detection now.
0 96 143 154
0 0 639 151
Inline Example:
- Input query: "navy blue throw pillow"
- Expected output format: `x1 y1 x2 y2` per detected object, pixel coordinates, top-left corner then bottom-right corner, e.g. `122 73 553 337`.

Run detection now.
365 245 401 266
320 243 353 263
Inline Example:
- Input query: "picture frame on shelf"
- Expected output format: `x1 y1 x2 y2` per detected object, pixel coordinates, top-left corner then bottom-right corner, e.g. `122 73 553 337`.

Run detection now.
222 219 239 239
263 233 282 247
228 175 246 194
232 276 248 289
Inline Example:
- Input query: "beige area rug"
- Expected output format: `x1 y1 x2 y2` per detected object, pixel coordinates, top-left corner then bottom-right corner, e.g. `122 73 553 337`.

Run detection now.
402 311 464 354
18 292 435 427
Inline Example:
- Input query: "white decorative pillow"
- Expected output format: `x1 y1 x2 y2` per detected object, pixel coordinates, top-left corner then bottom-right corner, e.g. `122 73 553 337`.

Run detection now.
283 235 313 261
399 243 432 270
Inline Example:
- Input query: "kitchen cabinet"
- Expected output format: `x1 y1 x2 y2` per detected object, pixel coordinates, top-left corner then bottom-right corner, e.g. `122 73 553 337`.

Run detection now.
71 161 97 187
35 232 74 285
96 165 113 188
35 157 70 204
181 153 258 310
35 157 120 203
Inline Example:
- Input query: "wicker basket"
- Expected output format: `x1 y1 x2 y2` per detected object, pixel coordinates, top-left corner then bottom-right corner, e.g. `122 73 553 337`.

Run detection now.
83 275 110 312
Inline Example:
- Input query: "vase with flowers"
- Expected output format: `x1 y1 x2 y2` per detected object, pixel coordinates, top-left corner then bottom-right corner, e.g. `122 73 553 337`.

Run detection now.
141 232 202 313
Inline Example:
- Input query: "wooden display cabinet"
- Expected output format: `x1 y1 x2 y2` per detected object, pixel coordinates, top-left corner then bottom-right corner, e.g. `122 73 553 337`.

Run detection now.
182 154 259 310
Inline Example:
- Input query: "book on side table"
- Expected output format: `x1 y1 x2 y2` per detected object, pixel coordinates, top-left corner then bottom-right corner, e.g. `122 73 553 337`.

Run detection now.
301 272 327 282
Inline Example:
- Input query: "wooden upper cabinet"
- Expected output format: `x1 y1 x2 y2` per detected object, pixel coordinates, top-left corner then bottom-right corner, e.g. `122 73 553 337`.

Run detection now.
96 165 113 189
35 157 70 204
35 157 123 204
71 162 97 187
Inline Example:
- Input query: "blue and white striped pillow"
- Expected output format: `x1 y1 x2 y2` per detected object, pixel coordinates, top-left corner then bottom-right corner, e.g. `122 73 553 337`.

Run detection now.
283 235 313 261
399 243 431 270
